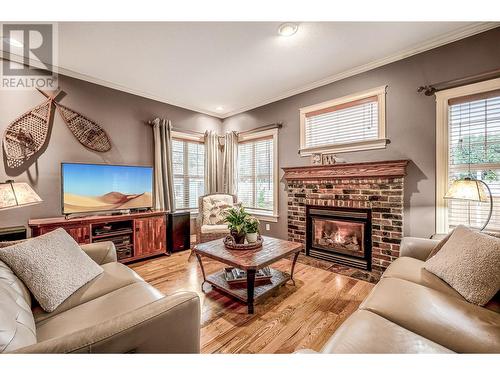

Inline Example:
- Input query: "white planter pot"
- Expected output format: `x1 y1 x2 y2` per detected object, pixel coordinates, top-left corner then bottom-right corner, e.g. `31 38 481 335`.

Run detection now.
246 232 258 243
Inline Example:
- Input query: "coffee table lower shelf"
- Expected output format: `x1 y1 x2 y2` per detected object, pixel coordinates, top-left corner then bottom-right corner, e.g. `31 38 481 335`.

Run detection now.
205 268 290 304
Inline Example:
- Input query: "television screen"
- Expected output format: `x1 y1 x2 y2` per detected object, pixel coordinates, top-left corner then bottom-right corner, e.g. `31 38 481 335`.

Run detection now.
61 163 154 214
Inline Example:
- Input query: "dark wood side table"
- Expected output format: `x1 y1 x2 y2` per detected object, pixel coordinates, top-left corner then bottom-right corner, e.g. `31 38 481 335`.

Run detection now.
193 236 302 314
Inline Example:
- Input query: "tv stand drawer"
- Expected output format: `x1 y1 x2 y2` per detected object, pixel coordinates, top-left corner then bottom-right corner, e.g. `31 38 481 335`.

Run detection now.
36 224 91 245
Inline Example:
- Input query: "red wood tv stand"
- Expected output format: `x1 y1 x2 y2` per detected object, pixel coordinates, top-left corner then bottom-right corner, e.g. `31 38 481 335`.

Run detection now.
29 211 167 263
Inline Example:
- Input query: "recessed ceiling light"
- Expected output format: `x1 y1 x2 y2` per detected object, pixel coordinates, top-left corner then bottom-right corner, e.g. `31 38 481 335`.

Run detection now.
278 23 298 37
6 38 23 48
215 106 224 112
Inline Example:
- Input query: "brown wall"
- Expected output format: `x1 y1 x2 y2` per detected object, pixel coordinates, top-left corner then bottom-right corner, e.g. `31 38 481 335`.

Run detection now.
0 74 221 229
222 28 500 239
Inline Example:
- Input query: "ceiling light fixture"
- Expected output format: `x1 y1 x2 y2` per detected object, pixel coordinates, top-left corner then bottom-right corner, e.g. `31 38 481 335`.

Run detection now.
215 106 224 112
278 23 298 37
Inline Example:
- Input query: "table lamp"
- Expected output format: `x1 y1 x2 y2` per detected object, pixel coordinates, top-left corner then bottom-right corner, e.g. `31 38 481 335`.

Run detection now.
0 180 43 210
444 177 493 231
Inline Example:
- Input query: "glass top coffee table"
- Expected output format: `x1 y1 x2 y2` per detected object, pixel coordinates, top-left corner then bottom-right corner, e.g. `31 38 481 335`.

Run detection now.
193 236 302 314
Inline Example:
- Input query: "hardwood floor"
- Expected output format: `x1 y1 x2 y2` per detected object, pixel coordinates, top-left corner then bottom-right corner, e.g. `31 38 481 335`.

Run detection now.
129 250 374 353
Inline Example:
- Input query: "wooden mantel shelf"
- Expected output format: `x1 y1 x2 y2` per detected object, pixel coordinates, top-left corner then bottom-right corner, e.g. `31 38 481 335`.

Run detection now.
282 159 409 180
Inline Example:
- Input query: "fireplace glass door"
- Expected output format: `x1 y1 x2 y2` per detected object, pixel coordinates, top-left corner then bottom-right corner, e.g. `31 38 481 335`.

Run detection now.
312 218 365 258
306 206 371 270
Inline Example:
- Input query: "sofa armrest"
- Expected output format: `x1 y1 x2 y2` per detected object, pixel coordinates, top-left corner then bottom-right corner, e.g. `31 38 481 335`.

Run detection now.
400 237 440 261
15 291 200 353
80 241 117 265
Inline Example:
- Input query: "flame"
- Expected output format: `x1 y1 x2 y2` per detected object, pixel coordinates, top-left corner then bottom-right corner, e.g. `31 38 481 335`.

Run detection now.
335 232 342 243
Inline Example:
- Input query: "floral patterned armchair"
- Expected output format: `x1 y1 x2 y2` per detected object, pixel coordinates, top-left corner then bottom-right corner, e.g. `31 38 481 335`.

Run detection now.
196 193 238 243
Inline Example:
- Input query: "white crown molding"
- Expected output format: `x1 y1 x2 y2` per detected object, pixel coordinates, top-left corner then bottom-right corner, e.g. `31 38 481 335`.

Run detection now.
0 50 223 119
2 22 499 120
220 22 500 118
56 67 224 118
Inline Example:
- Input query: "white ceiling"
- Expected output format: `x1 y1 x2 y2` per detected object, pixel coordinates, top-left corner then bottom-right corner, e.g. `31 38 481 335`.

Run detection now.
40 22 500 117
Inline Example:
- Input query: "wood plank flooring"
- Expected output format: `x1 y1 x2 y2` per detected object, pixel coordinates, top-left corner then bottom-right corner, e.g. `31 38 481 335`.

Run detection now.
129 250 374 354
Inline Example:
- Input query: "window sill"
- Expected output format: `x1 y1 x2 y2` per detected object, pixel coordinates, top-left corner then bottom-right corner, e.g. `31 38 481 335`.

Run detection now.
299 138 389 156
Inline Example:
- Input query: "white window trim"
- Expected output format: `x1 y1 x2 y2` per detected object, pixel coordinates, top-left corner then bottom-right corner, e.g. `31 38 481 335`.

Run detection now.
172 131 205 212
435 77 500 234
237 128 279 220
299 85 388 156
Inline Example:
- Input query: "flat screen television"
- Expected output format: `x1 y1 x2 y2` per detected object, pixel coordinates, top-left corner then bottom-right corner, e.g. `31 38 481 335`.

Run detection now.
61 163 154 215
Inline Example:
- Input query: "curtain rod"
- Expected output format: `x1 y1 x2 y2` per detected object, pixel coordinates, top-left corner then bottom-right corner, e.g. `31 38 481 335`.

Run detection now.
145 120 283 137
237 122 283 135
417 68 500 96
145 120 206 136
172 127 205 136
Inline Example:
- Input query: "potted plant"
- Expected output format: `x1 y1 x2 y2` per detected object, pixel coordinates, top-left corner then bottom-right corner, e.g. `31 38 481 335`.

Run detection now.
224 206 249 244
245 216 260 243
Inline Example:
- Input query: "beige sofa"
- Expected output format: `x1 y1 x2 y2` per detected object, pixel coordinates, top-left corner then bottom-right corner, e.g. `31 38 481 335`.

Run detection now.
303 237 500 354
0 242 200 353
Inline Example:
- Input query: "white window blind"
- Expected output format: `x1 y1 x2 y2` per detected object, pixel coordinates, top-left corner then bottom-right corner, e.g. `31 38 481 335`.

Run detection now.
172 138 205 210
237 136 274 213
447 90 500 232
304 96 379 148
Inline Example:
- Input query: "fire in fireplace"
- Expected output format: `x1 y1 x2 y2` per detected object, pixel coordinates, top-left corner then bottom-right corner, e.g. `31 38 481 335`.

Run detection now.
312 218 365 257
306 206 372 270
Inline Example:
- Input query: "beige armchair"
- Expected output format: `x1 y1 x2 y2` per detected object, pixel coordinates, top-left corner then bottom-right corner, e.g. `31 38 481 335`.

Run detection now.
196 193 237 243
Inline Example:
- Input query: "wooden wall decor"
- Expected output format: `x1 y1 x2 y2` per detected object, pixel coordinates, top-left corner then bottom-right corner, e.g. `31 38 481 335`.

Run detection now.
38 90 112 152
2 89 112 169
3 99 53 168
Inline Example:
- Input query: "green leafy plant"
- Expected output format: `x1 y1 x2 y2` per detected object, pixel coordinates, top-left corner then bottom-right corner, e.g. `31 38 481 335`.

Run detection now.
224 206 250 243
245 216 260 234
451 134 500 183
257 189 266 208
452 135 500 165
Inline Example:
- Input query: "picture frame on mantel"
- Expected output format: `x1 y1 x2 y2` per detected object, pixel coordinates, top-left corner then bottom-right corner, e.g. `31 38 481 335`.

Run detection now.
311 153 322 165
322 153 346 165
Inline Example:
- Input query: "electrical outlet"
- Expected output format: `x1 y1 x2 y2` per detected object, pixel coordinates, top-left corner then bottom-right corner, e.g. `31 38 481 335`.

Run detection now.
265 223 271 231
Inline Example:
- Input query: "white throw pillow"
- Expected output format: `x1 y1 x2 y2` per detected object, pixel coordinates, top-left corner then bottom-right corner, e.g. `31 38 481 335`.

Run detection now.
0 228 103 312
424 225 500 306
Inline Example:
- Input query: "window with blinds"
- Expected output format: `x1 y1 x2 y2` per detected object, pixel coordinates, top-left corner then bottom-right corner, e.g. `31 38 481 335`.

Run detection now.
299 86 387 155
172 138 205 210
237 135 275 214
305 96 378 147
447 90 500 232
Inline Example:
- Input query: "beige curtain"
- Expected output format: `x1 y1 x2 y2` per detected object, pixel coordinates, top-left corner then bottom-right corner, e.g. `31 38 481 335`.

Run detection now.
204 130 219 194
222 131 238 195
152 118 175 212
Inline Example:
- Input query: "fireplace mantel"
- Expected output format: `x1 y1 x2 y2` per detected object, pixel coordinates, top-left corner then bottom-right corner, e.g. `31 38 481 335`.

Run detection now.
282 159 409 180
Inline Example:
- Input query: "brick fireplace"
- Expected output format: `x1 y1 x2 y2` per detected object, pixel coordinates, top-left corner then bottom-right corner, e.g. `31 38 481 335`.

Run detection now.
282 160 409 275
